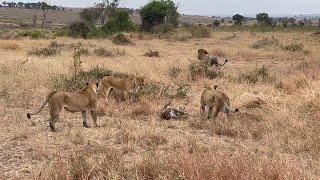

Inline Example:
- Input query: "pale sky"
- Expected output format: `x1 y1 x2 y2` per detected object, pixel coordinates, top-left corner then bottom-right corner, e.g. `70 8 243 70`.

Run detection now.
31 0 320 16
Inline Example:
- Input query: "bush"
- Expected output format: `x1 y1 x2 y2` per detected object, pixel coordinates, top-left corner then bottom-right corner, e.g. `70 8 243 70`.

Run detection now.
212 20 221 27
140 0 179 32
144 50 159 57
18 29 53 39
80 8 100 28
189 61 223 80
112 33 134 45
281 42 308 53
151 23 174 34
49 41 65 49
237 66 274 84
275 73 308 94
188 26 211 38
94 48 125 57
69 22 90 38
53 66 128 91
28 47 60 57
168 67 182 78
103 10 134 34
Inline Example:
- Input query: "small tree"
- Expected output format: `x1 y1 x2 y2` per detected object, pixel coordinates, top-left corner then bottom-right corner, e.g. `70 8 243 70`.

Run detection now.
69 22 90 38
221 18 226 26
39 2 53 28
32 15 37 27
212 20 221 27
80 8 100 28
104 10 134 33
256 13 271 25
140 0 179 32
288 17 296 25
282 17 288 28
232 14 244 26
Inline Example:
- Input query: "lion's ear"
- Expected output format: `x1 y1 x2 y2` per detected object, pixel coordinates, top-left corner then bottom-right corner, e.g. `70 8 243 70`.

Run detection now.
86 82 89 86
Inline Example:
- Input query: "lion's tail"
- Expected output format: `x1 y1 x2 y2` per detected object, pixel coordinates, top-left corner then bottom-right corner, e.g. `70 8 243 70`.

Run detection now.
223 101 239 113
27 91 57 119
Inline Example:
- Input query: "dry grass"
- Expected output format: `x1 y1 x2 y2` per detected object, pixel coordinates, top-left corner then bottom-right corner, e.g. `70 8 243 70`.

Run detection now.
1 30 320 179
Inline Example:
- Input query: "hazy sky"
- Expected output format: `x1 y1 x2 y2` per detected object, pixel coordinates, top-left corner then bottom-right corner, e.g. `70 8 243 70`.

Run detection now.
45 0 320 15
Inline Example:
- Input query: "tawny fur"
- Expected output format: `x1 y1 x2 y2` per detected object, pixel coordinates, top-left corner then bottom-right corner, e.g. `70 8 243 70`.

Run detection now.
27 82 99 132
200 86 238 120
100 76 144 101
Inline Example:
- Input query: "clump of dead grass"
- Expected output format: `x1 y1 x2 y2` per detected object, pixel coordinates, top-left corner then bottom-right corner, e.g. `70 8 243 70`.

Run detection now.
237 66 274 84
95 48 125 57
112 33 134 45
0 43 20 50
281 42 310 54
251 36 280 49
189 61 223 80
28 47 60 57
275 73 308 94
188 25 211 38
136 150 303 180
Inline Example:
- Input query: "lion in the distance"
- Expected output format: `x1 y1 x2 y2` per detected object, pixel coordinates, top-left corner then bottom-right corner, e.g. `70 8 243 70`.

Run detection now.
198 48 228 67
27 81 100 132
99 75 144 101
200 86 238 120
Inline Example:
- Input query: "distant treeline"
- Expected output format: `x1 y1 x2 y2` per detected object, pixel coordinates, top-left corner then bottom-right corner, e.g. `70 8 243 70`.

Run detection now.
0 1 65 11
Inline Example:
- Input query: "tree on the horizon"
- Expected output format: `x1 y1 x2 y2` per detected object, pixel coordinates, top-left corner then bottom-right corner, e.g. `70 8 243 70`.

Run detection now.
232 14 244 26
39 2 56 28
140 0 179 31
256 13 272 25
80 8 101 28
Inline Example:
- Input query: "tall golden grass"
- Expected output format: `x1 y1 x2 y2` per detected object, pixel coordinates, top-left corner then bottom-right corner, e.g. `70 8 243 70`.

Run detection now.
0 30 319 179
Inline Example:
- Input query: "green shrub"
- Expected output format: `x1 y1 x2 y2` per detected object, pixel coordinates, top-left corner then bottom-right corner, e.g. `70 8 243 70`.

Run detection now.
18 29 52 39
103 10 134 34
69 22 90 38
112 33 134 45
189 26 211 38
53 27 69 37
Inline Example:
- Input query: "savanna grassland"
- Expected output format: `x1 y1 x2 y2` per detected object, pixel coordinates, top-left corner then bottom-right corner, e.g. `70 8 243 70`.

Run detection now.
0 28 320 179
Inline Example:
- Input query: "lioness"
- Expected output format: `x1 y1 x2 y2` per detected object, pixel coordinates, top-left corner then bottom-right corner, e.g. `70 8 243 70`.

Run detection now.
200 86 238 120
100 75 144 101
198 48 228 67
27 81 100 132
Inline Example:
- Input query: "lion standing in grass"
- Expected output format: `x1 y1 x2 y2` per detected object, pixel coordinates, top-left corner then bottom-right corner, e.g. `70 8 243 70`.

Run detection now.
200 86 238 120
27 81 100 132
